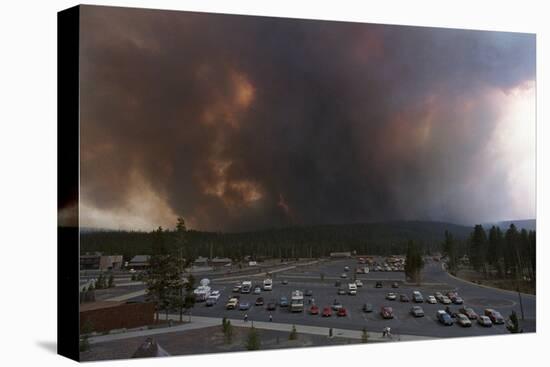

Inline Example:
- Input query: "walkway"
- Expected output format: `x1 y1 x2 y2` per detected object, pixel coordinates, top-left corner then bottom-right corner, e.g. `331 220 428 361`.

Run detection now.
87 314 433 345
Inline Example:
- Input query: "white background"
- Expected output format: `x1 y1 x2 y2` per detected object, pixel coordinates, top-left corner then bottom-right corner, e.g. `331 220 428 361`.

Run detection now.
0 0 547 365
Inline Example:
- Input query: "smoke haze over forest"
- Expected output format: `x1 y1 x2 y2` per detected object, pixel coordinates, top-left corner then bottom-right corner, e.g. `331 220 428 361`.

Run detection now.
74 6 536 232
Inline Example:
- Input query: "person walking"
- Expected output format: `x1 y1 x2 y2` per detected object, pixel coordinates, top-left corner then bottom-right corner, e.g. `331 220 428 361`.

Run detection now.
244 314 248 322
269 314 273 322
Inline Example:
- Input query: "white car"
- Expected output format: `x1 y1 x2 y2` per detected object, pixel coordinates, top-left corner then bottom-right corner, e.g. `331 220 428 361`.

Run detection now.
386 292 397 300
355 279 363 287
441 296 452 305
426 295 437 304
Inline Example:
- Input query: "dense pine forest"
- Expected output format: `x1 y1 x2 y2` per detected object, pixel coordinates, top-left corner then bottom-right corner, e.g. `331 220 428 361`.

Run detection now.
80 220 473 260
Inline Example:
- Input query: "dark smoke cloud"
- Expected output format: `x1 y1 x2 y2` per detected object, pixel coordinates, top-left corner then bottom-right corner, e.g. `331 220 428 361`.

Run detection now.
79 5 536 231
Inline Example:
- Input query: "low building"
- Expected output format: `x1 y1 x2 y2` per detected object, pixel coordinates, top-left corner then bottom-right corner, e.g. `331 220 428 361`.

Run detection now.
80 253 123 271
193 256 209 267
329 252 352 258
128 255 151 270
80 301 155 333
210 257 232 267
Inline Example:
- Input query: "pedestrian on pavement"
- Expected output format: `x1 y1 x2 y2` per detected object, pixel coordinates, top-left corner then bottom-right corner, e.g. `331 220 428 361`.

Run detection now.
244 314 248 322
269 314 273 322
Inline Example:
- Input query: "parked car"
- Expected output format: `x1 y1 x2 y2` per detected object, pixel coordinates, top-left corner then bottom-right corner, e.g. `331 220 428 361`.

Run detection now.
344 266 350 272
375 281 383 288
434 292 444 302
322 306 332 317
447 291 458 299
225 298 238 310
355 279 363 287
337 307 348 317
456 314 472 327
444 306 459 318
381 306 394 319
436 310 454 325
477 315 493 327
400 294 410 302
309 304 319 315
255 297 264 306
452 296 464 305
410 306 425 317
253 287 261 295
232 284 242 293
363 303 374 313
484 309 505 324
206 297 218 307
426 295 437 304
391 282 399 288
340 273 348 278
441 296 452 305
337 288 346 295
331 300 343 311
282 280 289 285
412 291 424 303
335 280 342 287
279 296 289 307
386 292 397 301
239 301 251 311
305 289 313 297
266 300 277 311
459 307 478 320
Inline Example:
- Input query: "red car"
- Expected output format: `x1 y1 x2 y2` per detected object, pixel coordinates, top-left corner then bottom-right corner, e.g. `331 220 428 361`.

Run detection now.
322 306 332 317
309 304 319 315
381 306 394 319
337 307 348 317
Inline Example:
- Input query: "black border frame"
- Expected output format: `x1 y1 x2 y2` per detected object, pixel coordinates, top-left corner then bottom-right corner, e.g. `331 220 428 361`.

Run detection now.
58 5 80 362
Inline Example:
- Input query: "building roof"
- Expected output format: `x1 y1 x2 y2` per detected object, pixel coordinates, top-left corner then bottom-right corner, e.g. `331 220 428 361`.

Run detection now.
80 301 125 312
129 255 150 263
211 257 232 263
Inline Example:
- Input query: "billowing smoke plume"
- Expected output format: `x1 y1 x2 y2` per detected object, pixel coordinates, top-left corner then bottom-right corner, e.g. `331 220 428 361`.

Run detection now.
78 6 536 231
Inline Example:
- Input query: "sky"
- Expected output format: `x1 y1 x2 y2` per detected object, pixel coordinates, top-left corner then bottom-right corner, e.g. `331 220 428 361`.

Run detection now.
74 5 536 232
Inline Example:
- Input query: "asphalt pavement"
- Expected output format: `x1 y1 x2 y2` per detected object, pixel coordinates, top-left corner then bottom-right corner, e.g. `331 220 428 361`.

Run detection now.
123 258 536 338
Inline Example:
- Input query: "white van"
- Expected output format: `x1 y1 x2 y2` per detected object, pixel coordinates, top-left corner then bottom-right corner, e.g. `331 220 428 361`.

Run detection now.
348 283 357 295
263 278 273 291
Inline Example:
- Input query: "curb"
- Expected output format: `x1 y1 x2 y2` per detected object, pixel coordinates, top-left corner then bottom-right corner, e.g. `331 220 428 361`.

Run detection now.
443 264 536 299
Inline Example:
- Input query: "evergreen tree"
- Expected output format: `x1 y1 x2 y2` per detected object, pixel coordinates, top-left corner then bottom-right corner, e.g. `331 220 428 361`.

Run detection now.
175 217 189 267
469 225 488 273
405 240 424 283
289 324 298 340
504 224 520 277
79 319 94 352
245 326 261 350
361 327 369 343
442 230 458 274
145 243 184 322
108 273 114 288
223 319 233 344
506 310 523 333
487 226 504 276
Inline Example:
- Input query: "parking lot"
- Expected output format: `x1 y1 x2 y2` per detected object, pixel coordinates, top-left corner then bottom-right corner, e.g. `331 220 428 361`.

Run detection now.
126 258 535 338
